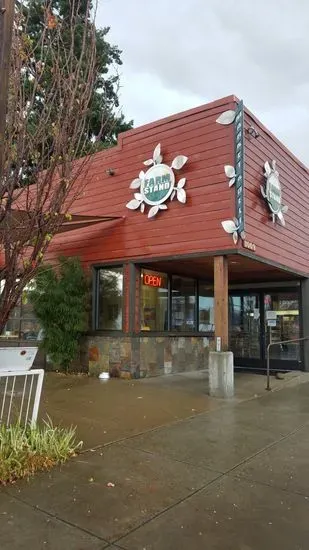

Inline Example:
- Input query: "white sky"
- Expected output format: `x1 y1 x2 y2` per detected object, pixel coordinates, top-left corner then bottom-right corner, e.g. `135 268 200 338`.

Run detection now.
97 0 309 165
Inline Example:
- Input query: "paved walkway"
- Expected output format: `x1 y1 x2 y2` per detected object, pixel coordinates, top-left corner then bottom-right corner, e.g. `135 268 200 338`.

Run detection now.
1 373 309 549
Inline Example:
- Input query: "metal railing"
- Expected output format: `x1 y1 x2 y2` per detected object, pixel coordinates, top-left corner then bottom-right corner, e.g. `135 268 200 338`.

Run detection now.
266 336 309 391
0 369 44 427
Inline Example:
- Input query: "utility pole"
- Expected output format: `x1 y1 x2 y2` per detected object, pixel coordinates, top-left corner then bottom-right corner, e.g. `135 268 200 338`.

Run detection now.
0 0 14 180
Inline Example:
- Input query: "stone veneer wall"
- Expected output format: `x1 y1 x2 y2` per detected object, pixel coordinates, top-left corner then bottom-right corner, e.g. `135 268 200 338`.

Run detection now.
87 335 215 378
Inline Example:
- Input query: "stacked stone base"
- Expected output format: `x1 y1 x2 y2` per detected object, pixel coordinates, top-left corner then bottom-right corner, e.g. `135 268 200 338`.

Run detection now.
87 335 214 378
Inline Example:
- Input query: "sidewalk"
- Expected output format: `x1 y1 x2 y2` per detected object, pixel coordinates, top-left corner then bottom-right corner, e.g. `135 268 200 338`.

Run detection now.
1 373 309 549
40 369 308 449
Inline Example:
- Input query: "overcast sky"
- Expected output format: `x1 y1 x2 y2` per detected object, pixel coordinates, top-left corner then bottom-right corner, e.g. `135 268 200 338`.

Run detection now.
97 0 309 165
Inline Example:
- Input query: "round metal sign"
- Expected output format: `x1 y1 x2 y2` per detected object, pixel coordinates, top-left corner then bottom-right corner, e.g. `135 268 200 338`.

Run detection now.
260 160 288 226
126 143 188 218
141 164 175 206
266 171 281 214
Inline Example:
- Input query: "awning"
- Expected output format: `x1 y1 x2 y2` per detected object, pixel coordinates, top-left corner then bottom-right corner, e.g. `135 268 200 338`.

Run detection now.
0 210 123 238
55 213 123 233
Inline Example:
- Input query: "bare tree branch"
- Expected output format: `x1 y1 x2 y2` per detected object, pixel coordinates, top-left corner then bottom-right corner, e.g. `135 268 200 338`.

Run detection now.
0 0 112 333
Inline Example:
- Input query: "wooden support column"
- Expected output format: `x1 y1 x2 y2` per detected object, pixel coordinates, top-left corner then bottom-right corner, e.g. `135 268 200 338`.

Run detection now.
214 256 229 351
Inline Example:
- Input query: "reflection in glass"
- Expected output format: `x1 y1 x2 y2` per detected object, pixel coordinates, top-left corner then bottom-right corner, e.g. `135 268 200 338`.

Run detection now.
98 267 123 330
171 276 196 331
229 294 261 358
198 284 214 333
1 282 40 340
140 270 168 331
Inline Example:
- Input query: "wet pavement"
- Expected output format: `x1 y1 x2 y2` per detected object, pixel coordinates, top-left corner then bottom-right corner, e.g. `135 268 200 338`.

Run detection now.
1 372 309 549
40 370 307 449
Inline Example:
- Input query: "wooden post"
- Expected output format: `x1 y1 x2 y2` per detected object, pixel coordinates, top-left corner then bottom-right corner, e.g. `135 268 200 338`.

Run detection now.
214 255 229 351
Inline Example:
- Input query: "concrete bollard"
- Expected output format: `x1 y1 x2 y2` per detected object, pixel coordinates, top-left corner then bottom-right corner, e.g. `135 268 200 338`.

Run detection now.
208 351 234 398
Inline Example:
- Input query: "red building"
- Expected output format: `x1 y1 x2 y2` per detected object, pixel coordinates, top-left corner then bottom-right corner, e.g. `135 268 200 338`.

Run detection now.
7 95 309 376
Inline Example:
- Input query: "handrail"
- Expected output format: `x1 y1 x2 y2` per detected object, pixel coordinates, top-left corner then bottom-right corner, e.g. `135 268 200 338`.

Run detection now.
266 336 309 391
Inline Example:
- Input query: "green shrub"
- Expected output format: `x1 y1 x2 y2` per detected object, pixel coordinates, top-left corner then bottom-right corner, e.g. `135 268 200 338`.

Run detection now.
30 256 89 372
0 418 82 485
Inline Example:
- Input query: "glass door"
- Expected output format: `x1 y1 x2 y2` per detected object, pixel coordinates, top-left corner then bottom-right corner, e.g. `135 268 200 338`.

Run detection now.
229 288 302 371
264 291 301 370
229 293 262 368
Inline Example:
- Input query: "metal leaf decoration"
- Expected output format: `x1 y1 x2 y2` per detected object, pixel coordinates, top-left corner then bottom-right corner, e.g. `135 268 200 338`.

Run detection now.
177 178 186 189
233 231 238 245
126 199 141 210
225 165 236 178
177 188 186 203
221 220 238 234
229 177 236 187
264 161 271 175
148 205 159 218
216 110 236 125
240 231 246 240
171 155 188 170
282 204 288 214
130 178 141 189
127 143 189 219
277 211 286 226
260 184 266 198
153 143 161 163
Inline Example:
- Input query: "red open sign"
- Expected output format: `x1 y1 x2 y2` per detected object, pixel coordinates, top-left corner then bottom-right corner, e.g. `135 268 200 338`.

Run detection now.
143 274 162 288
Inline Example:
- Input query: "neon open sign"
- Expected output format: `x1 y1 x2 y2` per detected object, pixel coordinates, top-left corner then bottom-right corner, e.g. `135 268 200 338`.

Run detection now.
143 274 163 288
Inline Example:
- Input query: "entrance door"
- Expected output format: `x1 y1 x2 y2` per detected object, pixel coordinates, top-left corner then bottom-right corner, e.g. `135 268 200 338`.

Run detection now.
229 293 262 369
264 291 300 370
230 289 301 371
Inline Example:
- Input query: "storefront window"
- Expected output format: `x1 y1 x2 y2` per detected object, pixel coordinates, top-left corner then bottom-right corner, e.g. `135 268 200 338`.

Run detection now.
1 283 40 340
97 267 123 330
141 269 168 331
171 276 196 331
198 284 214 332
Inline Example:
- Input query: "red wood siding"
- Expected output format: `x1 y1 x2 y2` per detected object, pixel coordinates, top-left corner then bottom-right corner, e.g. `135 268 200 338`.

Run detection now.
47 96 236 266
243 107 309 276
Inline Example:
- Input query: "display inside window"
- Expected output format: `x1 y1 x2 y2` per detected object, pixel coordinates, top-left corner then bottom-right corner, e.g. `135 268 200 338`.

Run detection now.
198 284 214 332
141 269 168 331
171 276 196 331
97 267 123 330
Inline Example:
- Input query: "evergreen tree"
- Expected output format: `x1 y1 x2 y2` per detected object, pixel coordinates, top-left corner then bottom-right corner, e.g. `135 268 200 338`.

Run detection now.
21 0 133 152
29 257 89 372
